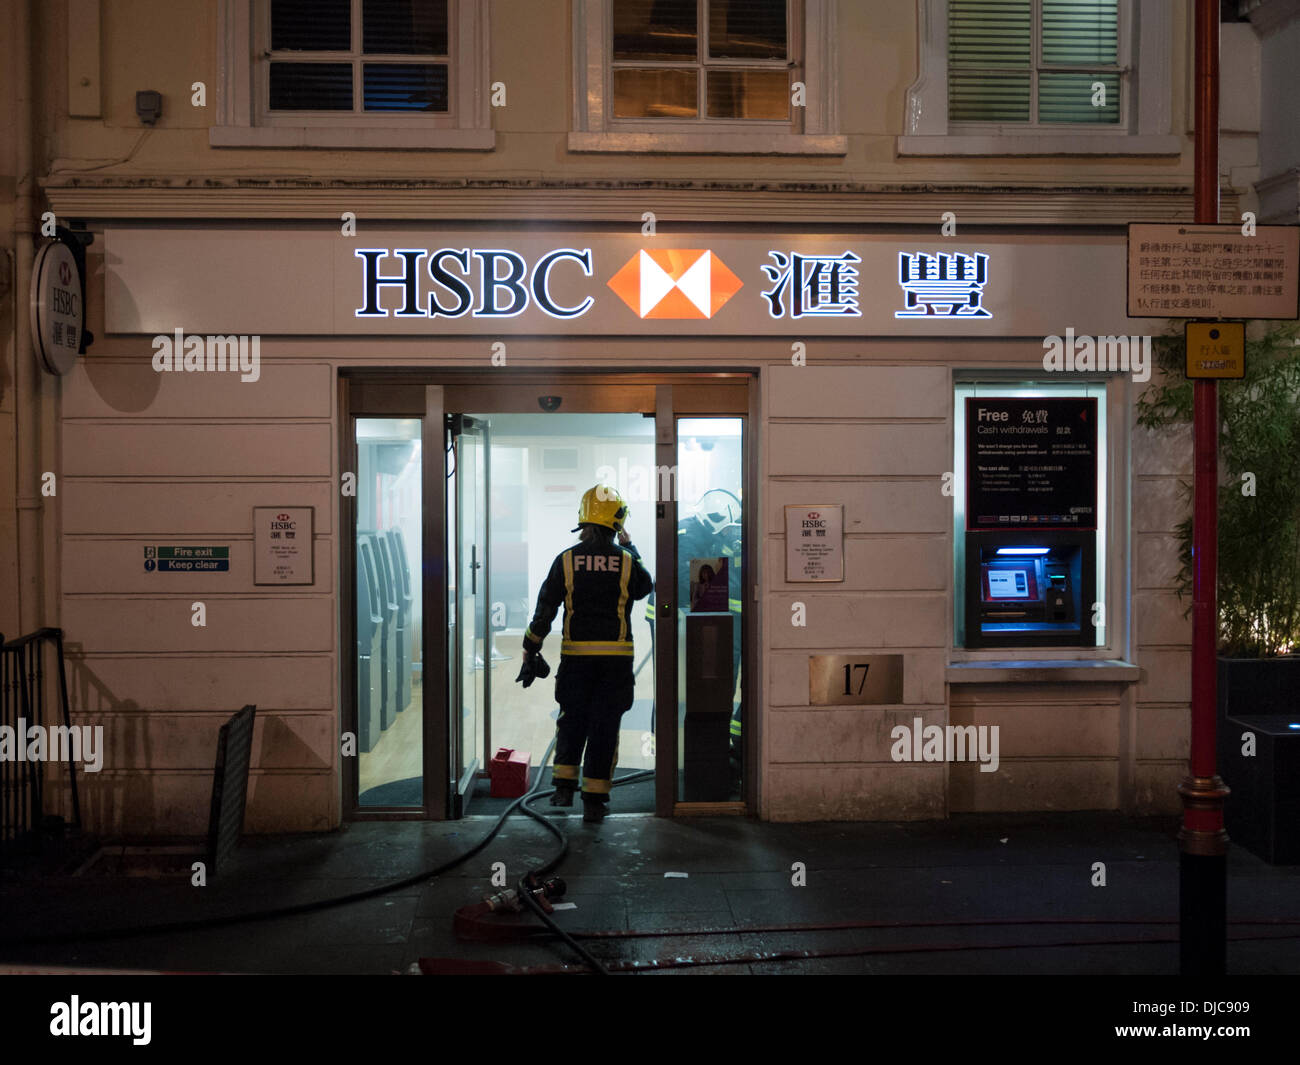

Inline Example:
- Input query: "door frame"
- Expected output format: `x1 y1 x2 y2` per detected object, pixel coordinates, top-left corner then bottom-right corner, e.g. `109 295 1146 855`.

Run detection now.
341 369 756 820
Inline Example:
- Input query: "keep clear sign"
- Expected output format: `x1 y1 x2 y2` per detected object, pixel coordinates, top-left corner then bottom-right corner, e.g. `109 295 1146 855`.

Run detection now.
254 507 314 585
785 505 844 582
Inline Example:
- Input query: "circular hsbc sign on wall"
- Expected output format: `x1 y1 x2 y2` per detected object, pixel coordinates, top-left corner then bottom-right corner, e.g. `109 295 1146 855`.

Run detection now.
30 240 84 375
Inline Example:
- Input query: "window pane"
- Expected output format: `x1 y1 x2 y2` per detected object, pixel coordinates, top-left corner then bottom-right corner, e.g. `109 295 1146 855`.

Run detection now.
1042 0 1118 65
1038 71 1119 122
271 0 351 51
613 68 698 117
708 0 786 60
948 0 1031 67
363 63 449 110
613 0 699 60
363 0 449 55
269 62 353 110
706 69 788 119
949 70 1030 122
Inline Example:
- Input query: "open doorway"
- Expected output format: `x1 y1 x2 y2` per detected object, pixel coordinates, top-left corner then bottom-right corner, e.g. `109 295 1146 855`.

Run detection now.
344 372 753 820
463 412 659 815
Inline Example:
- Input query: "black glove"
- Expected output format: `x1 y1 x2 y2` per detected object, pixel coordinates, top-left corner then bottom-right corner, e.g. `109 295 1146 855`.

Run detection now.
515 650 551 688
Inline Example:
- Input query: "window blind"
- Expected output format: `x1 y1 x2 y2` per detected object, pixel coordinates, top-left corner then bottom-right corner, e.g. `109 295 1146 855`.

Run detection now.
949 0 1120 125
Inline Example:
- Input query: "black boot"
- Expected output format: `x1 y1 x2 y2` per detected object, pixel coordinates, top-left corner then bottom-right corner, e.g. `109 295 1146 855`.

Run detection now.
549 782 576 807
582 797 607 823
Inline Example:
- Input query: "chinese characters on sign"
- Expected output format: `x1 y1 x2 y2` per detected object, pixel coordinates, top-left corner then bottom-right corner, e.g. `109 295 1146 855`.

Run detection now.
896 252 991 318
784 505 845 582
762 251 861 318
1126 223 1299 320
965 398 1098 531
254 507 314 585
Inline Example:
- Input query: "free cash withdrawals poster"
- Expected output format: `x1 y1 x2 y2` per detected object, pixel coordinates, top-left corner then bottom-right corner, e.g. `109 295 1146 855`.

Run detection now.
965 398 1097 531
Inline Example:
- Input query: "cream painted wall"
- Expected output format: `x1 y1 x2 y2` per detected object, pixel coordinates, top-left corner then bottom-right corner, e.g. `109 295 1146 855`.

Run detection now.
18 0 1238 833
42 1 1195 191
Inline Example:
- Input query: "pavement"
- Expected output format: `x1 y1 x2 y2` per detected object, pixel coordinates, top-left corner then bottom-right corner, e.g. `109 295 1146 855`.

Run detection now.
0 809 1297 975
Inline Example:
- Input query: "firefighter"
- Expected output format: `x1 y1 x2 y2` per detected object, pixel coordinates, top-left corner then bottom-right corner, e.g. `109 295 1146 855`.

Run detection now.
515 485 653 823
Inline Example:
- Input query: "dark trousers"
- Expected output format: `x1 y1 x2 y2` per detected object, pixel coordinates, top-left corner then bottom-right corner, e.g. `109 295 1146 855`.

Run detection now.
551 656 635 804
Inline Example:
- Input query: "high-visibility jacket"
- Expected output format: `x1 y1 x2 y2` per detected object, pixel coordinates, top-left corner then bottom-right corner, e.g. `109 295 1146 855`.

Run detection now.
524 541 653 657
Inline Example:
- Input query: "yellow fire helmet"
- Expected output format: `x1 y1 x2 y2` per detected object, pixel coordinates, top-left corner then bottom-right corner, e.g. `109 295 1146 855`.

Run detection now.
575 484 629 532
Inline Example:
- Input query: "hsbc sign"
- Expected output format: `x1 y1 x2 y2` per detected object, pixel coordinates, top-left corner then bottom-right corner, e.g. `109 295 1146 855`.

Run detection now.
106 229 1158 338
356 247 596 320
355 245 748 322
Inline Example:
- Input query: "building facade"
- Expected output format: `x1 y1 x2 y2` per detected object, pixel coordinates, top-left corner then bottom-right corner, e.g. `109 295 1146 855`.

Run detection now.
3 0 1293 836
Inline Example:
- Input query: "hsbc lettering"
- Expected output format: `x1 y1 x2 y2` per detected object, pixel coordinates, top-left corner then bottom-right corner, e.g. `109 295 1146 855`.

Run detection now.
356 247 595 320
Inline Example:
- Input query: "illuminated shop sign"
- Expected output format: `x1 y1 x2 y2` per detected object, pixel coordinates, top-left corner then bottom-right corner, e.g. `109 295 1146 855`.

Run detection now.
355 247 595 320
114 228 1150 338
895 252 991 318
355 244 994 324
606 249 742 319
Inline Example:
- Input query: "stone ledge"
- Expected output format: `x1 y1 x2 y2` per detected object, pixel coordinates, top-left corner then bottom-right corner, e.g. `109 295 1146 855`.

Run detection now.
947 659 1141 684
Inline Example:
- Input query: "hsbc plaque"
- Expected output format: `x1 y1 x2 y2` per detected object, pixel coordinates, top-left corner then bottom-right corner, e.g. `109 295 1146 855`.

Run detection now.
785 504 844 582
254 507 314 585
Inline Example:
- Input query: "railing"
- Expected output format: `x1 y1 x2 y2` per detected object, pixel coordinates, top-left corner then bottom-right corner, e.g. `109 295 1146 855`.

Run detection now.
0 628 81 861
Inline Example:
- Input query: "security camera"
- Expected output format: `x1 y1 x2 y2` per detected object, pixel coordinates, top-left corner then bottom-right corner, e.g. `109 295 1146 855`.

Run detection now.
538 395 562 412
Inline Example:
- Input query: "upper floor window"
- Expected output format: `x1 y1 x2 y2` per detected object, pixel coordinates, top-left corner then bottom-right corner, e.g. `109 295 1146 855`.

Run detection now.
266 0 450 115
900 0 1177 155
571 0 846 154
948 0 1123 127
213 0 492 150
611 0 791 121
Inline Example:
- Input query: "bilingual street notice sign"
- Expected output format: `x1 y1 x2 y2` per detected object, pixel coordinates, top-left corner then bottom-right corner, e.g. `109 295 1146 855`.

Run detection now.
1127 223 1299 320
144 545 230 572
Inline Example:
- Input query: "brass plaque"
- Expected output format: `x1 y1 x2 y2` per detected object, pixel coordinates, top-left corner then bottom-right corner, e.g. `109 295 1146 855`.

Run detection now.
809 654 904 706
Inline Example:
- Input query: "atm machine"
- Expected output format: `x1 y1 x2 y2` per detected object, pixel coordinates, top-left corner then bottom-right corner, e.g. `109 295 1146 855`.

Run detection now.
965 531 1095 649
384 528 413 715
361 530 400 730
356 536 384 752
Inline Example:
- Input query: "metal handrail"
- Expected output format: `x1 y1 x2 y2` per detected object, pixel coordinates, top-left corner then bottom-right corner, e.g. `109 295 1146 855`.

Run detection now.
0 627 81 860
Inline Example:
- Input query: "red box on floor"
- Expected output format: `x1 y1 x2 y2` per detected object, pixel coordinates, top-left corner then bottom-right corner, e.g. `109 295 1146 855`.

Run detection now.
489 747 531 798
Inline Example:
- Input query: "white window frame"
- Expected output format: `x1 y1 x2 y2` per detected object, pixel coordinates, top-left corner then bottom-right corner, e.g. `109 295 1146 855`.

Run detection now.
212 0 493 150
950 374 1132 663
900 0 1178 155
570 0 846 154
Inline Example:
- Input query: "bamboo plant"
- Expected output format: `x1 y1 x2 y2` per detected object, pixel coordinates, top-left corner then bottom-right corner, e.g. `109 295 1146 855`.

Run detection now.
1136 320 1300 657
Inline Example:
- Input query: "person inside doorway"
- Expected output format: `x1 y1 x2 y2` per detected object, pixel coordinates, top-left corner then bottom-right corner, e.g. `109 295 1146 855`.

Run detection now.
515 485 653 822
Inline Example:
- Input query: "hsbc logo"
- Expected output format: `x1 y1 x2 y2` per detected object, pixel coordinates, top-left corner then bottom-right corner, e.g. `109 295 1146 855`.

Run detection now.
276 512 291 520
58 260 72 286
607 250 742 319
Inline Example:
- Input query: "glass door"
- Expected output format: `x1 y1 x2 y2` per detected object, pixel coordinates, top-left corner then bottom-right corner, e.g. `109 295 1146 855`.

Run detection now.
354 417 424 809
449 415 489 816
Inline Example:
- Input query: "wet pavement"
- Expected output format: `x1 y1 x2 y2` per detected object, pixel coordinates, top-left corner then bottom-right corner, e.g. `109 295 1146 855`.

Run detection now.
1 810 1297 975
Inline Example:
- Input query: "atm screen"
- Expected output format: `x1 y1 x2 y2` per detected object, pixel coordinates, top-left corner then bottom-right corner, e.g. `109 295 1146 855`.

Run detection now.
987 569 1028 599
983 564 1038 601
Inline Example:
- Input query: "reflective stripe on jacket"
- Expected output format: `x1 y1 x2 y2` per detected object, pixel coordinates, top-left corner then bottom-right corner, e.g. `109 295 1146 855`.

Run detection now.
525 541 653 657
